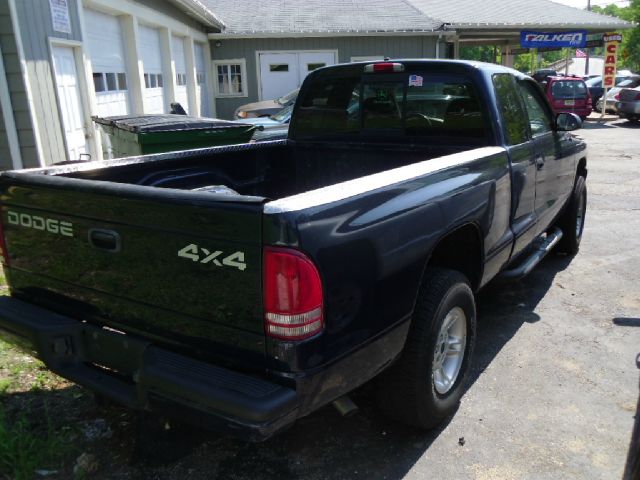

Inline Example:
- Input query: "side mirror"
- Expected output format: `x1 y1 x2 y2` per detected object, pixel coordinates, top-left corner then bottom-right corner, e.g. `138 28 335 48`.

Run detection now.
556 112 582 131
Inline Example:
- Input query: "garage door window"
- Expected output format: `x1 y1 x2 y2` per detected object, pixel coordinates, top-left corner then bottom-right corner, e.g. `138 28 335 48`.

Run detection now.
144 73 163 89
93 72 127 92
213 59 247 97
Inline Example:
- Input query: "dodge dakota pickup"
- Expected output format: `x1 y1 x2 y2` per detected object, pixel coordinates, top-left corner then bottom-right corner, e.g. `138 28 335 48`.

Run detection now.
0 60 587 440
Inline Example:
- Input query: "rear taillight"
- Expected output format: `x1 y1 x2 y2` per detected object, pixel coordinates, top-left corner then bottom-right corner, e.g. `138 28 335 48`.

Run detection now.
0 215 9 265
615 93 620 100
636 93 640 101
263 247 323 340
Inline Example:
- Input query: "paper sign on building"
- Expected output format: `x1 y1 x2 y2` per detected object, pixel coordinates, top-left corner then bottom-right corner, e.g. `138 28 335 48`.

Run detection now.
602 33 623 88
49 0 72 34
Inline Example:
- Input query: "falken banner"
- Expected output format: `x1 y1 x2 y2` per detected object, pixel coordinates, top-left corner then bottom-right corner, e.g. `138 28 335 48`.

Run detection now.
520 31 587 48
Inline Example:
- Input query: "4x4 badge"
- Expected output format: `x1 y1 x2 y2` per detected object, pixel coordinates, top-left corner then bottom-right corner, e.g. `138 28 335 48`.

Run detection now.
177 243 246 271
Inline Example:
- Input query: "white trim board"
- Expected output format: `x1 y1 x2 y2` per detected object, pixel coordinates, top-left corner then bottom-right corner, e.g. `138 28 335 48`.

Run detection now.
264 147 506 213
8 0 45 167
0 43 23 169
209 31 448 39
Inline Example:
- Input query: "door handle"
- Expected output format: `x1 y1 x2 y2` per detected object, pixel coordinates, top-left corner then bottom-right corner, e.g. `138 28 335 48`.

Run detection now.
535 156 545 170
88 229 121 252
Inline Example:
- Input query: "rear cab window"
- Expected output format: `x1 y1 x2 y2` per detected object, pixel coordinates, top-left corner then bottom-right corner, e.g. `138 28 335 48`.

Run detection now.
550 80 588 99
291 64 490 145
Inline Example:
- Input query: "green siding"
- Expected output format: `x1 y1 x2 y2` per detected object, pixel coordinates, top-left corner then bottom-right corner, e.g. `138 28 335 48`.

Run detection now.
0 101 11 170
211 36 438 119
0 0 38 168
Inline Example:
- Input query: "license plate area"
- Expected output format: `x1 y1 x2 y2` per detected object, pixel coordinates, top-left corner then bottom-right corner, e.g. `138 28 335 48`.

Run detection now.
564 100 575 106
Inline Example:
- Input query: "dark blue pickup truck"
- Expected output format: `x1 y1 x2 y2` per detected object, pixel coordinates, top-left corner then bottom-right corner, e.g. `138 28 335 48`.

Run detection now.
0 60 587 440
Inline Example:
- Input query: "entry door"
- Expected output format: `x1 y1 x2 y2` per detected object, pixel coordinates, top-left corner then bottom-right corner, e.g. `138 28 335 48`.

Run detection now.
52 46 88 161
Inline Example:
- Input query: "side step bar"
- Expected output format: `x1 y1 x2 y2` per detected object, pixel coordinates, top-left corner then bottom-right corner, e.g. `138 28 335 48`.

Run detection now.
499 228 563 281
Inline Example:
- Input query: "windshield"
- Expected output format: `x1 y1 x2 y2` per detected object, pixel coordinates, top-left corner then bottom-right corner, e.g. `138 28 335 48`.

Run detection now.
618 78 640 88
277 88 299 106
551 80 588 99
271 105 293 123
292 71 488 143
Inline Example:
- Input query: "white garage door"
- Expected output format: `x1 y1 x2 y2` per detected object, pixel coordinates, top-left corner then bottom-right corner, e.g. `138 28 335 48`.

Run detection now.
172 36 189 114
85 9 129 117
139 25 165 114
194 43 209 117
259 51 336 100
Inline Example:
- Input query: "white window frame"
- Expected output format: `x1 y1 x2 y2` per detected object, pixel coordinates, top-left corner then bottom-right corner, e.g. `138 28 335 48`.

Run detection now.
213 59 248 98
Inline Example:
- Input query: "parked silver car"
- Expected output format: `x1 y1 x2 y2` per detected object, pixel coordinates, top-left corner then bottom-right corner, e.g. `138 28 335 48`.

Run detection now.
616 87 640 124
233 88 299 119
596 76 640 113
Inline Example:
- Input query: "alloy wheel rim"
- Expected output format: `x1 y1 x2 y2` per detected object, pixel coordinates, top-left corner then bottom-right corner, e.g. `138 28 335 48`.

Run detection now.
432 306 467 395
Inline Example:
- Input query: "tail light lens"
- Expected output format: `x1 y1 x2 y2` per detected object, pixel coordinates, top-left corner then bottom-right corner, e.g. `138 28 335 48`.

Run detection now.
263 247 323 340
0 214 9 265
635 93 640 101
615 93 620 100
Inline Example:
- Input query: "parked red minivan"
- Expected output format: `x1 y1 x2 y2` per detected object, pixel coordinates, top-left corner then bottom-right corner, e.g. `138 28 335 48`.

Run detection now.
543 76 592 120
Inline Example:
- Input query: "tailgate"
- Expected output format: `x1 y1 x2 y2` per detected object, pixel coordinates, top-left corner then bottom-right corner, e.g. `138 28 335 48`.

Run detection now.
0 174 266 368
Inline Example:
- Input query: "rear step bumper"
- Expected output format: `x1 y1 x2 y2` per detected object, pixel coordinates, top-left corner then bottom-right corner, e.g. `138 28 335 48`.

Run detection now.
0 296 298 441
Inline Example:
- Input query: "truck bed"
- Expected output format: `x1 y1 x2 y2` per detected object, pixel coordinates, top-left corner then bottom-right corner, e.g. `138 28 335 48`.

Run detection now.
58 140 469 200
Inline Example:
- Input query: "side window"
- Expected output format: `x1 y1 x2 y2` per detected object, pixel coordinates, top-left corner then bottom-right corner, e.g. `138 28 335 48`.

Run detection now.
518 81 552 136
492 74 529 145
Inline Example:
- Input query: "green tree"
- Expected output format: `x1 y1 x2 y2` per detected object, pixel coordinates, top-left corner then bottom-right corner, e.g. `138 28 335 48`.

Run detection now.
593 2 639 72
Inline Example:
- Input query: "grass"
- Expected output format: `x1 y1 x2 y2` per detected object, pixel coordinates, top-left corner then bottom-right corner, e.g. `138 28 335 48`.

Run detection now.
0 268 80 479
0 403 72 480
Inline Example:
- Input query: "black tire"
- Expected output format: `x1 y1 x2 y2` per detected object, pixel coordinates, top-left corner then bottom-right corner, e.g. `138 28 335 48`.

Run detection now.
557 175 587 255
376 268 476 429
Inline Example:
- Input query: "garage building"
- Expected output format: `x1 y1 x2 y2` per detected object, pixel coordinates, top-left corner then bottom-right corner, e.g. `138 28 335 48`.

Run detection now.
0 0 221 169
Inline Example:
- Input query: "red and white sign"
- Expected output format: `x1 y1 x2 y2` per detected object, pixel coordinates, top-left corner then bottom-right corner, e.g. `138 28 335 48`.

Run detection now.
603 33 622 88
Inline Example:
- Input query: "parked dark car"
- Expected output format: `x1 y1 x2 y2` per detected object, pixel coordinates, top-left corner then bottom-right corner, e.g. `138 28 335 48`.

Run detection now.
543 76 592 120
233 88 299 119
616 87 640 123
0 60 587 441
532 68 558 83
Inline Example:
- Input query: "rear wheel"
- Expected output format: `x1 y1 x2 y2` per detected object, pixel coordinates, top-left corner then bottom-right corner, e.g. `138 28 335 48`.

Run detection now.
376 268 476 429
557 175 587 255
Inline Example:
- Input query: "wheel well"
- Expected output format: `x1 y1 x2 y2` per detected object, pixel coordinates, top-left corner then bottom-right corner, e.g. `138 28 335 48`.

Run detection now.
425 224 483 291
577 157 587 179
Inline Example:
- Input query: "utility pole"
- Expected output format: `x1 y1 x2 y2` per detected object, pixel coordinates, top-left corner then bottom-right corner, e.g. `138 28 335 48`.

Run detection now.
585 0 591 75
